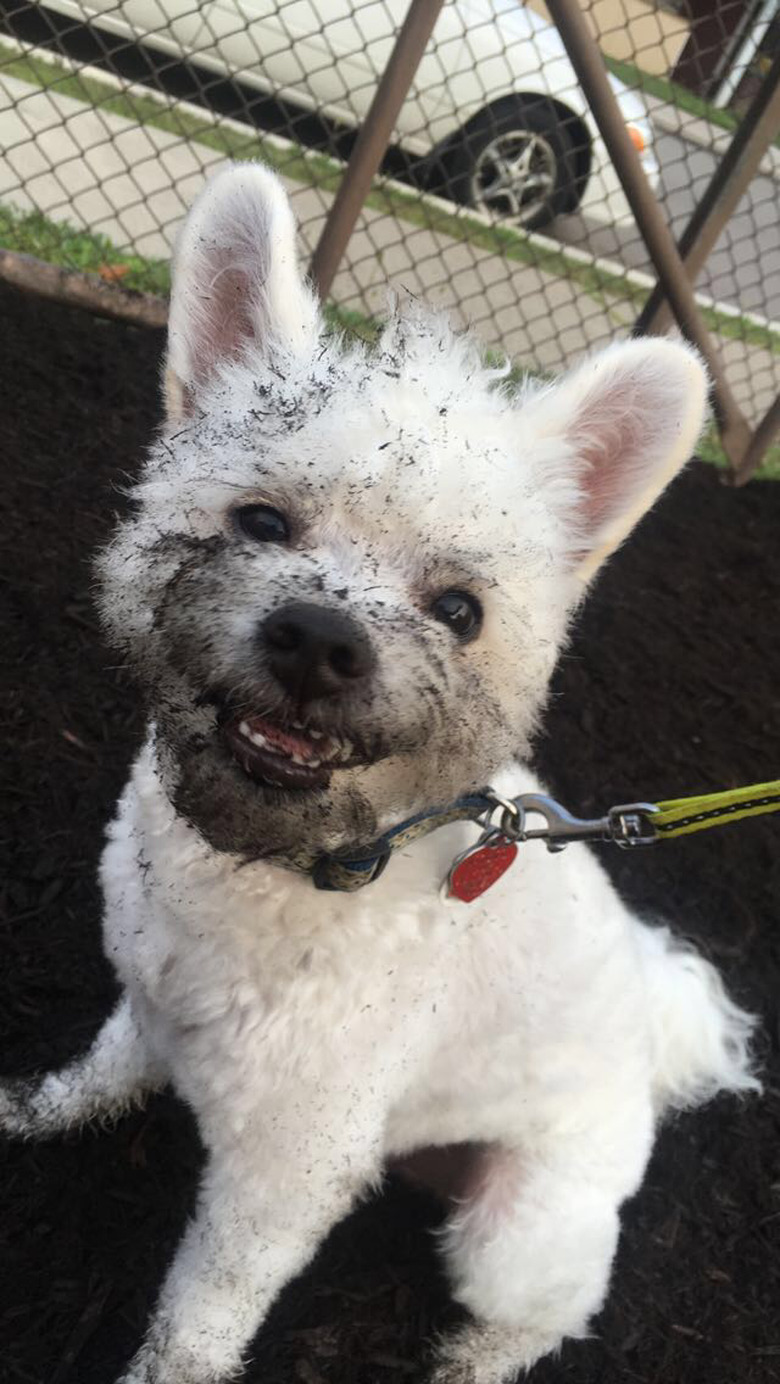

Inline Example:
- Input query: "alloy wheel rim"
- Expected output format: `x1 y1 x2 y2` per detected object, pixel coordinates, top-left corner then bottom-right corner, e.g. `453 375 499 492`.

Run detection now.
470 129 558 225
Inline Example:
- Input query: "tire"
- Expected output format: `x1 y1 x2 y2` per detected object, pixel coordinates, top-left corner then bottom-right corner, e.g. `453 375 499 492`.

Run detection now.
443 96 580 232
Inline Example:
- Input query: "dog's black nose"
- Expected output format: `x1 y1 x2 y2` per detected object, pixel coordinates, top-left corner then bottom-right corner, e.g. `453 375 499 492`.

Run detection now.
262 602 376 701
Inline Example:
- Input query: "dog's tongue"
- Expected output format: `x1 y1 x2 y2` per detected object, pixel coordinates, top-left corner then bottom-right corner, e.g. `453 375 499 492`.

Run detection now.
242 714 323 762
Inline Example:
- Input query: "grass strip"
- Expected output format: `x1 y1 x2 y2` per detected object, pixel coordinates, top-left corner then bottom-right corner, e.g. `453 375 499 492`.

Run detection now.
0 202 169 293
604 54 780 151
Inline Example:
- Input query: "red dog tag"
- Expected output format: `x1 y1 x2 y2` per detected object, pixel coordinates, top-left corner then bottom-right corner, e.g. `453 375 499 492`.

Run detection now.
446 830 518 903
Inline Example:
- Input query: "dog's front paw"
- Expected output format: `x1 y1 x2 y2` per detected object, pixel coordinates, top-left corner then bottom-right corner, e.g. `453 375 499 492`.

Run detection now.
117 1341 243 1384
428 1322 560 1384
116 1343 159 1384
117 1343 191 1384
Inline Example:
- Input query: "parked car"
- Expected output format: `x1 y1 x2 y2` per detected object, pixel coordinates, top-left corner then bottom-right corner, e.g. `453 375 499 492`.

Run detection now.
40 0 658 230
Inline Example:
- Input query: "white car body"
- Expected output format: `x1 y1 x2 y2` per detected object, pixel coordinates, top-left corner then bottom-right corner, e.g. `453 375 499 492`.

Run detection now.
41 0 657 224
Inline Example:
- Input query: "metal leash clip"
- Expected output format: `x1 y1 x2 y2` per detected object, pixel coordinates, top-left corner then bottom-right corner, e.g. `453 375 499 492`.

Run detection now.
445 791 659 903
484 791 659 853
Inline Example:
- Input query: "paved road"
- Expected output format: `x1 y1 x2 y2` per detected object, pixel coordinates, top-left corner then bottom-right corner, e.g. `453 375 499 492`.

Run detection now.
557 128 780 325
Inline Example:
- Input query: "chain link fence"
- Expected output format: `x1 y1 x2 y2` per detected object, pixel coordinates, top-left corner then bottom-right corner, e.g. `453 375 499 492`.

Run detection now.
0 0 778 472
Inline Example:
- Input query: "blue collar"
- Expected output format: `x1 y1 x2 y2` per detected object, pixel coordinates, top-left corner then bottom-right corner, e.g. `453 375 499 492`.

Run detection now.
308 792 493 891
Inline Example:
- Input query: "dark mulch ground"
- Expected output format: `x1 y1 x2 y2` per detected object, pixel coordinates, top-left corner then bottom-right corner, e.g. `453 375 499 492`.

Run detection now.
1 279 778 1384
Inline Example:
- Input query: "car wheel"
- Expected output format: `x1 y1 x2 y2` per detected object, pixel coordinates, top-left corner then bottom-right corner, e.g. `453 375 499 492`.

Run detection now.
445 97 579 231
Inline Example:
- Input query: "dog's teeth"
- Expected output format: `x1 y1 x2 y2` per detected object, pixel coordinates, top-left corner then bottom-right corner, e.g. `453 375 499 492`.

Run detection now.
233 717 350 768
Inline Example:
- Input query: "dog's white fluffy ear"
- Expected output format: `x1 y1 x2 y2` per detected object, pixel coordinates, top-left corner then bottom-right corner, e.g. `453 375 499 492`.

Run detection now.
538 338 708 583
165 162 319 419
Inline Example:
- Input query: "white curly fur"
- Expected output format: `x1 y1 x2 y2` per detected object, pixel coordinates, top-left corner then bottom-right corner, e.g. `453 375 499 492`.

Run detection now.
1 164 758 1384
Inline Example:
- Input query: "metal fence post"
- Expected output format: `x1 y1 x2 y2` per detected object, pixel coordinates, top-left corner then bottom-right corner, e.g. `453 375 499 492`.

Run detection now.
544 0 752 473
636 50 780 340
733 395 780 486
309 0 445 301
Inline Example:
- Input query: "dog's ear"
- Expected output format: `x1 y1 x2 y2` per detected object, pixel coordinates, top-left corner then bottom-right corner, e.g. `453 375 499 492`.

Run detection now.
537 339 708 583
165 162 319 419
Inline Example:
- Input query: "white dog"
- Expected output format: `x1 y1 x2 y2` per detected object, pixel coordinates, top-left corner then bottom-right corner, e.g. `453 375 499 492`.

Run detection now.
1 164 758 1384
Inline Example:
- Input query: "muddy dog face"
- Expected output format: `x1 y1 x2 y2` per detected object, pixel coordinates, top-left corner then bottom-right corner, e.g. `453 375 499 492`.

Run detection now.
96 164 707 861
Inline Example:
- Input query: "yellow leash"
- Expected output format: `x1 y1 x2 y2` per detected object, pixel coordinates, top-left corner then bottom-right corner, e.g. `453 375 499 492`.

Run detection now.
652 779 780 840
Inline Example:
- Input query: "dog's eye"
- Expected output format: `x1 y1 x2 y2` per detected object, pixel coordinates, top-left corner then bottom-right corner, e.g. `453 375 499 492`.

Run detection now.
431 590 483 641
235 504 290 544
